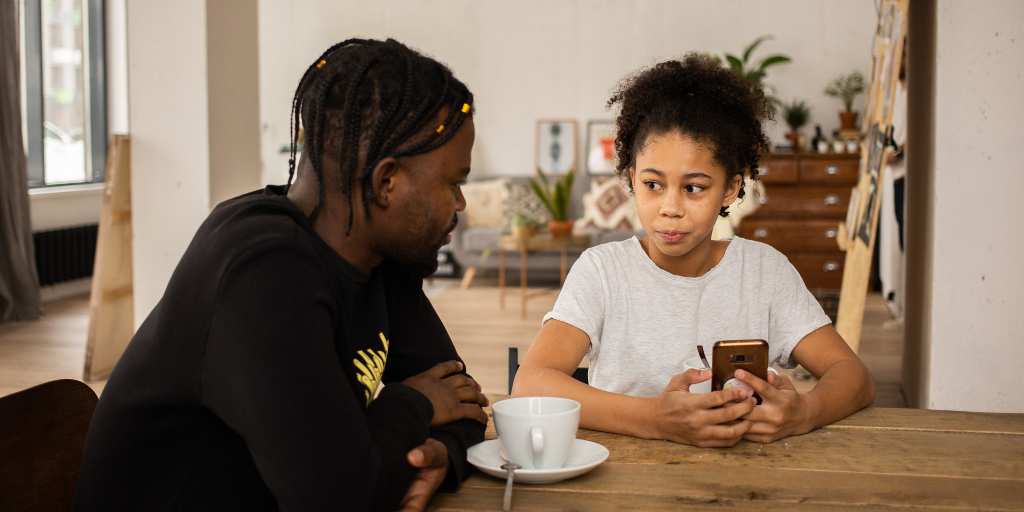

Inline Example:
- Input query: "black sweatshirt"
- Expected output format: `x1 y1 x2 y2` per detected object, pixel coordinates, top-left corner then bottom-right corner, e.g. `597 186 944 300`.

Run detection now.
74 186 484 511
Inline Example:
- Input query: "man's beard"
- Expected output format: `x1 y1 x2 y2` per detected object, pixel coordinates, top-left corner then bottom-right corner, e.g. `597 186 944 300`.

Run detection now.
387 215 457 279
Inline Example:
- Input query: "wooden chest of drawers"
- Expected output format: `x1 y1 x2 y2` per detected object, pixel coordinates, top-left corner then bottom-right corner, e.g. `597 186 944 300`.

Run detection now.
737 153 859 291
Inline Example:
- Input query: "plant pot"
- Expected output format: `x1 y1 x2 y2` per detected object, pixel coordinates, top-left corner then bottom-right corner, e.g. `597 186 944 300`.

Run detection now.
548 220 574 239
839 111 859 131
785 131 801 152
511 224 537 243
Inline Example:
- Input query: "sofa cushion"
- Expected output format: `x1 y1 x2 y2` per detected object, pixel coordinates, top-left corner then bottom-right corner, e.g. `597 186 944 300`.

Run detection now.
575 176 640 233
503 180 551 229
460 227 503 253
461 179 510 229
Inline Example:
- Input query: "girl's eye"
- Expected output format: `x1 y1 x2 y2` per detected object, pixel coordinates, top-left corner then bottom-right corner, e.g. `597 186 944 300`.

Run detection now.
685 184 706 193
643 181 663 191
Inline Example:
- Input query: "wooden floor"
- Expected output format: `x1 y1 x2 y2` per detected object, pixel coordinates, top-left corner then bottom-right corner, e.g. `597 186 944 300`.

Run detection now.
0 284 904 406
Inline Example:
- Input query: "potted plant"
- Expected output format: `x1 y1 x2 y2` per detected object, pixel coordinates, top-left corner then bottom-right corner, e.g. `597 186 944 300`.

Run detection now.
782 100 811 151
825 71 866 130
510 213 540 243
529 170 575 238
722 35 792 114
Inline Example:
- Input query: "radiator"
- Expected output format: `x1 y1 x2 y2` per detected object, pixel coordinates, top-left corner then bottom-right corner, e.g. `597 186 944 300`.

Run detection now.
33 224 98 286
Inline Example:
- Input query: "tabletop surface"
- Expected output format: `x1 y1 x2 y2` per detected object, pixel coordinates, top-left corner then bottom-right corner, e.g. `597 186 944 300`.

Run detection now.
432 404 1024 511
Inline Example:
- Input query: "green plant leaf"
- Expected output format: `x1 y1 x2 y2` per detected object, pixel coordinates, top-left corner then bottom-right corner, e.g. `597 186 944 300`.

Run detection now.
746 70 767 84
553 180 568 220
758 54 791 72
535 168 550 186
529 179 556 218
725 54 744 76
743 35 773 64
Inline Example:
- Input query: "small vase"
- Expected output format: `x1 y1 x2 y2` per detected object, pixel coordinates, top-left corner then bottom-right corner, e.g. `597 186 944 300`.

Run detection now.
511 224 536 243
839 111 859 131
785 131 801 152
548 220 574 239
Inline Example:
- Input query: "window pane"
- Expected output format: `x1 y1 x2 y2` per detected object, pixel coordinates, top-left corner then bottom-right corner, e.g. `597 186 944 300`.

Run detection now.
41 0 87 185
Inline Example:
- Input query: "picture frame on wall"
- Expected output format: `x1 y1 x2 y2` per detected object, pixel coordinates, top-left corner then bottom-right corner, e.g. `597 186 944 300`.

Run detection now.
536 119 577 174
585 120 617 176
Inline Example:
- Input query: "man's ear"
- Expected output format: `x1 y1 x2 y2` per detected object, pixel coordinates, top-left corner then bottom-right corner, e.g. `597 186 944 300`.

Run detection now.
370 157 403 208
722 173 743 209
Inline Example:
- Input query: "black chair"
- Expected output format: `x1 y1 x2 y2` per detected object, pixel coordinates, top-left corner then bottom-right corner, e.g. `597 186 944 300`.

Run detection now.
0 379 98 512
507 347 588 395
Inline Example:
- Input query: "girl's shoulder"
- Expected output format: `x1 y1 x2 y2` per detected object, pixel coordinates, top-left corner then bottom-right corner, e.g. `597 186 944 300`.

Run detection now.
579 236 643 266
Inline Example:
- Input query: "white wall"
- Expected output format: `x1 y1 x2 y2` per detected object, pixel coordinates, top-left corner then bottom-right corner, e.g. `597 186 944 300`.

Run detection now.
258 0 876 185
920 0 1024 412
127 0 261 325
127 0 212 325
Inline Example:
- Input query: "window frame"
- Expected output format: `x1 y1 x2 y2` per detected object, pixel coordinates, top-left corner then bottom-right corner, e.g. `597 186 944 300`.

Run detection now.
22 0 107 189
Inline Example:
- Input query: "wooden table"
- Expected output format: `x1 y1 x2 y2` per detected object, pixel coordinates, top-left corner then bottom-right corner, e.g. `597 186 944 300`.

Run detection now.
497 234 590 319
432 406 1024 511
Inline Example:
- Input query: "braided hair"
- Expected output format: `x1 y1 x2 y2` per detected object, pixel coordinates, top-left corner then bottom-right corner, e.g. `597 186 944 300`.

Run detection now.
287 38 474 231
607 53 771 217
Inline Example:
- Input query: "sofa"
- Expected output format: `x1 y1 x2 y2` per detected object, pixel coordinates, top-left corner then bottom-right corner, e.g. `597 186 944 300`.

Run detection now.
449 174 637 283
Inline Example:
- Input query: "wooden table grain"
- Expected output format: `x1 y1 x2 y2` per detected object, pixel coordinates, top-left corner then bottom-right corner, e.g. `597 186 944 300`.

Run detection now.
431 404 1024 511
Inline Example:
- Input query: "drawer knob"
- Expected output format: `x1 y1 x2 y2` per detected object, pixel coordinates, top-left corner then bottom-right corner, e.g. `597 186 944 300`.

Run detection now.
758 166 770 176
825 228 838 238
823 261 840 272
824 194 840 206
826 165 840 175
754 228 769 238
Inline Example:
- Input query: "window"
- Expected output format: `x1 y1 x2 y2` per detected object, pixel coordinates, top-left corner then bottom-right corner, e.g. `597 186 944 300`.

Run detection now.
21 0 106 188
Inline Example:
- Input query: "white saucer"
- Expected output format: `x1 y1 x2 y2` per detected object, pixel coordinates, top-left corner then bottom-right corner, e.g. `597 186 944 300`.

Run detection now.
467 438 609 484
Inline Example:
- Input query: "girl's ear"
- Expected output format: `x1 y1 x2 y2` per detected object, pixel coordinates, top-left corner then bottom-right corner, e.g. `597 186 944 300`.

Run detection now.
722 173 743 209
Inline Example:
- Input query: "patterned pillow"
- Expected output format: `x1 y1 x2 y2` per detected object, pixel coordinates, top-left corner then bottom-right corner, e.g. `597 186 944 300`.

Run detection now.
503 181 550 230
461 179 509 229
575 177 640 233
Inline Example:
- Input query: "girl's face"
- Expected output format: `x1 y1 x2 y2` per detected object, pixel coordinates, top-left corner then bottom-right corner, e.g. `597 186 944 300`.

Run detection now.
630 130 741 259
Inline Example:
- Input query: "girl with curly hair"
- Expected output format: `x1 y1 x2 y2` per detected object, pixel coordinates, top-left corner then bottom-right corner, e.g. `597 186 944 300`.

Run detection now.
513 54 874 447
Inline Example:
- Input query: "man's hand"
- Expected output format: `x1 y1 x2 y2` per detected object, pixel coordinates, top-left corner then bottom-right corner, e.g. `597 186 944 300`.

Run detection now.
403 361 489 426
398 438 449 512
736 369 815 443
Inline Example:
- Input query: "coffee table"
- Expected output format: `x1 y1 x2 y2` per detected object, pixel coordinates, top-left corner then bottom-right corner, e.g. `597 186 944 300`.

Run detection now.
497 233 591 319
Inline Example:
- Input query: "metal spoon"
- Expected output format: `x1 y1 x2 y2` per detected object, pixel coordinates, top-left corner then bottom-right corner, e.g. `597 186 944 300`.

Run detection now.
696 345 711 369
501 462 520 511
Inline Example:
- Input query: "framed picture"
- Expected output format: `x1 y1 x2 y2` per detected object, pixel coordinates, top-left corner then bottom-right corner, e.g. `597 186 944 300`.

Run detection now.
845 188 861 241
536 119 577 174
585 120 617 176
857 173 879 245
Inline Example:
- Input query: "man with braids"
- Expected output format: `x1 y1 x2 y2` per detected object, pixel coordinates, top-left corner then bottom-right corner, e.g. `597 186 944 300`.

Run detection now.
76 39 487 511
514 55 874 448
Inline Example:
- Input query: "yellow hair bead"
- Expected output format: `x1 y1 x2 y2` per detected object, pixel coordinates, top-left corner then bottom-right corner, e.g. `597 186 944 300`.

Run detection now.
435 124 446 134
316 59 327 69
461 103 471 113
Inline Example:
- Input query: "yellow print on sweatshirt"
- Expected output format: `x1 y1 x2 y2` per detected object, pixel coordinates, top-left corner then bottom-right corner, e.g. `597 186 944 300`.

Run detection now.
353 332 389 405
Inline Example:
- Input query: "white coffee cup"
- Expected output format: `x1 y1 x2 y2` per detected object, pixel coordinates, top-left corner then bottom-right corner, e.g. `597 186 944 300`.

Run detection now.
681 356 712 394
492 397 580 470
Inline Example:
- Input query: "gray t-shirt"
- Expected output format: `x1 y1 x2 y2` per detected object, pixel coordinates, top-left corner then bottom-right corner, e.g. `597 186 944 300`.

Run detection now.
543 236 830 397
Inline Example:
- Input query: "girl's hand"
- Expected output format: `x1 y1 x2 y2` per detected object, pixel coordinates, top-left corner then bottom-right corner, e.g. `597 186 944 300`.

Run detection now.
649 369 756 447
735 369 814 443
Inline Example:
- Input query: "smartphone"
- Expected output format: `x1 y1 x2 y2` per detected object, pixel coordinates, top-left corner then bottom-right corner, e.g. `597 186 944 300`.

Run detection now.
712 340 769 404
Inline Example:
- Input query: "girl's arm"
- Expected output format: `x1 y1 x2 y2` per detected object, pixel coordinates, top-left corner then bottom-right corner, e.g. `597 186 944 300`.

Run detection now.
513 319 755 447
737 324 875 443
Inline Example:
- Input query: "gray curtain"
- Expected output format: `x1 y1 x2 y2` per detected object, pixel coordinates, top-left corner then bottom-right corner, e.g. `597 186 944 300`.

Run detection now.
0 0 41 323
